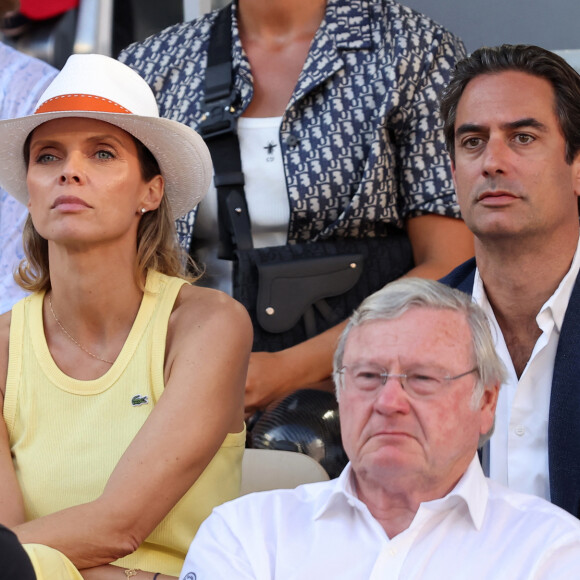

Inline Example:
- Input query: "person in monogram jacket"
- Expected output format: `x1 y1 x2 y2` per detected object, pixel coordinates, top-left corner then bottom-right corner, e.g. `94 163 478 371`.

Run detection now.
120 0 473 417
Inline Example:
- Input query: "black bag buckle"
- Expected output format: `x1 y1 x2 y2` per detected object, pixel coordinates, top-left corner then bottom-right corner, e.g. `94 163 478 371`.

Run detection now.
199 95 237 140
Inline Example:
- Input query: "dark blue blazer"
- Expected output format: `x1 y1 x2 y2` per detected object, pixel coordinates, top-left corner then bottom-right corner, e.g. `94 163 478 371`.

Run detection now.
441 258 580 519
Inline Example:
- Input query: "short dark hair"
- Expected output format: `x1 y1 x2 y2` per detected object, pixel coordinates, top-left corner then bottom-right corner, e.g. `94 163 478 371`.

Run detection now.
440 44 580 165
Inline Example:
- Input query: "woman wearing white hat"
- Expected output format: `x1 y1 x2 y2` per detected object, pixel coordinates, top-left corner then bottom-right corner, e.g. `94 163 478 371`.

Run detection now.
0 54 252 579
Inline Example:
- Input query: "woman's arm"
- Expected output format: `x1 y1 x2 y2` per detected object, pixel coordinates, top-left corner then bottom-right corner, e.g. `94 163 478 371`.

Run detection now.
0 311 27 527
243 215 474 414
0 415 25 526
13 286 252 570
404 214 474 279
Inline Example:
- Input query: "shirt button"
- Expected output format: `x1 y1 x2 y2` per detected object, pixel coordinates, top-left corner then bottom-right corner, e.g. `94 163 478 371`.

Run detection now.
388 548 397 557
285 134 299 147
514 425 525 436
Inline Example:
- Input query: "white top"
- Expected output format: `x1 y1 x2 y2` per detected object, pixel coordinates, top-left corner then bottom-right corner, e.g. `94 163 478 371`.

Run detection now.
473 236 580 500
179 456 580 580
193 116 290 293
0 44 57 314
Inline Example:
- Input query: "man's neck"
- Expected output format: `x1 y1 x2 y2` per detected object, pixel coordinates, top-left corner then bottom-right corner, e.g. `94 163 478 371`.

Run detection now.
353 466 466 538
475 231 579 376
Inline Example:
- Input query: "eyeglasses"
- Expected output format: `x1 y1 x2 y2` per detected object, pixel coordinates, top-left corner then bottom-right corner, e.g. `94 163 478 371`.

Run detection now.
337 363 479 398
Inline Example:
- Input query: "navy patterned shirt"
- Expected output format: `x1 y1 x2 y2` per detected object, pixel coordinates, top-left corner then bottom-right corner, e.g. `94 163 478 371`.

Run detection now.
120 0 466 249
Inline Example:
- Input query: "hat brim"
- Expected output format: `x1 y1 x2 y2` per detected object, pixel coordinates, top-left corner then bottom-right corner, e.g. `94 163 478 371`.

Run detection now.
0 110 212 220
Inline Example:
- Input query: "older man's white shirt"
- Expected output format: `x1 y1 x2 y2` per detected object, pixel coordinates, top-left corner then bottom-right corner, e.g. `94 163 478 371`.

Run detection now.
179 456 580 580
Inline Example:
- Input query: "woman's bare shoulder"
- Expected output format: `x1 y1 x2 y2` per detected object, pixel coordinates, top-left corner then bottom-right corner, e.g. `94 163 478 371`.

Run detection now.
175 284 250 323
168 284 253 345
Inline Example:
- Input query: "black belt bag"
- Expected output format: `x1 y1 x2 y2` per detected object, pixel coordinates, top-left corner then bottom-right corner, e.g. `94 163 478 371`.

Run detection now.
234 233 413 352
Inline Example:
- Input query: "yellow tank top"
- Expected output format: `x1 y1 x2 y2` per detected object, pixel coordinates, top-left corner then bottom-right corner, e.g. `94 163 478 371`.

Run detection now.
4 270 245 577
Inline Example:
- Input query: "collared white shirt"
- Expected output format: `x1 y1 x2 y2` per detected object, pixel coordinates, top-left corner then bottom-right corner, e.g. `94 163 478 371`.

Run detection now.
473 236 580 500
0 43 57 314
180 456 580 580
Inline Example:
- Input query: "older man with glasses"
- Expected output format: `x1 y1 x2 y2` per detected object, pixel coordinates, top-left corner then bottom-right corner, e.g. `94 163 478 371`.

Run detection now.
179 278 580 580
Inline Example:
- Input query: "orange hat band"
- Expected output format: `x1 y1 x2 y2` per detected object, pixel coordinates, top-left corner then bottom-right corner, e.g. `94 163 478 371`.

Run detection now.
35 94 132 115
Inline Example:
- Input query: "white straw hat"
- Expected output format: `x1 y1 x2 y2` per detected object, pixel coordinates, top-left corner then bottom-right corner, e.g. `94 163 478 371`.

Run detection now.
0 53 212 219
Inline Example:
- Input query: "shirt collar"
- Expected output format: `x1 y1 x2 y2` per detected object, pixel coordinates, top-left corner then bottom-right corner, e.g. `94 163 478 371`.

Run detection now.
474 234 580 334
417 454 489 531
230 0 372 114
313 463 363 520
322 0 372 50
540 235 580 333
314 455 489 530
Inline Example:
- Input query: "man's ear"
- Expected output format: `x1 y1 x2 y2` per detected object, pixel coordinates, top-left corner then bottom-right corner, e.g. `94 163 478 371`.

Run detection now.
479 382 499 437
572 152 580 201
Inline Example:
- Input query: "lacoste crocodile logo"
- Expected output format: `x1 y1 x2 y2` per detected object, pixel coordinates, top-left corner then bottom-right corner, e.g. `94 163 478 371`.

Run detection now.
131 394 149 407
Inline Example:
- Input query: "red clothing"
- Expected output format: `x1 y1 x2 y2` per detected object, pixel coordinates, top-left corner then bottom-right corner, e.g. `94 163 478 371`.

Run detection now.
19 0 78 20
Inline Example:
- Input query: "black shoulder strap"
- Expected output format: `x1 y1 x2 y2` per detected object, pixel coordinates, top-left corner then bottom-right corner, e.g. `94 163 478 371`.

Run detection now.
197 3 253 259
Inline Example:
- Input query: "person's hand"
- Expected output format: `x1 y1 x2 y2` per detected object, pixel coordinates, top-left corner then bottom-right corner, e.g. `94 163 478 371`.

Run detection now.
81 565 176 579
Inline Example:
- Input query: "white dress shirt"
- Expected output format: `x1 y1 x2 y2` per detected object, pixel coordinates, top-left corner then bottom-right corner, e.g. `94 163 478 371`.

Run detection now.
0 43 57 314
473 236 580 500
180 456 580 580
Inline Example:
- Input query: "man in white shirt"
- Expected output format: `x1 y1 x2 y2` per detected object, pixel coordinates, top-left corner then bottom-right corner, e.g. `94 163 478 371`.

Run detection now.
179 279 580 580
439 44 580 518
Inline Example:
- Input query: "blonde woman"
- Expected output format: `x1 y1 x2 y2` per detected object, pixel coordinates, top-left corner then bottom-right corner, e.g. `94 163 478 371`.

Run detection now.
0 54 252 579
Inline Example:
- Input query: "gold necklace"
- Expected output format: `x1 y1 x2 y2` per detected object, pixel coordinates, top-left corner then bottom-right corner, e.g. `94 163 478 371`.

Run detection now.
48 293 114 365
